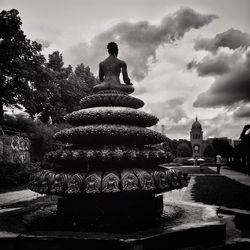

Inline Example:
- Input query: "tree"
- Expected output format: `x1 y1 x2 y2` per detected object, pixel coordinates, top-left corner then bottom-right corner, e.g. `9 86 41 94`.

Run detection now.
0 9 45 123
39 51 72 124
176 141 192 157
66 63 96 110
26 52 98 124
212 139 233 157
203 144 215 157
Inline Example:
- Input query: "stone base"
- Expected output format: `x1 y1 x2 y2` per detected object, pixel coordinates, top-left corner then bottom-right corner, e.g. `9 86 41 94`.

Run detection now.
57 193 163 231
2 221 226 250
0 198 226 250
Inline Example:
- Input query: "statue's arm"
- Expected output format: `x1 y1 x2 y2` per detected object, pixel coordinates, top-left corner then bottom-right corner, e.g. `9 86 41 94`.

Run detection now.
99 63 104 82
121 62 132 85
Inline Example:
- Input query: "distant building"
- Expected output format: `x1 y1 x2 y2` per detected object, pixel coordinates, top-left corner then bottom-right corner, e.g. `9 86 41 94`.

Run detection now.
153 117 234 159
190 116 203 158
233 140 241 148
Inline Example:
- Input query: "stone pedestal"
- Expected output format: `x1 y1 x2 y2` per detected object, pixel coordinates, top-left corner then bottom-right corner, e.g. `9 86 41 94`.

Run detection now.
29 89 189 228
57 193 163 230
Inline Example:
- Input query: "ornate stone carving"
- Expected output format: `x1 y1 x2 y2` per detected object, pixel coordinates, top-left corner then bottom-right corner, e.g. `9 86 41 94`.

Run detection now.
55 125 166 145
80 93 144 109
66 173 86 194
133 168 155 191
84 171 102 194
102 170 120 193
50 172 70 194
166 168 180 189
65 107 158 127
150 168 170 191
121 168 139 191
29 166 189 195
45 146 167 165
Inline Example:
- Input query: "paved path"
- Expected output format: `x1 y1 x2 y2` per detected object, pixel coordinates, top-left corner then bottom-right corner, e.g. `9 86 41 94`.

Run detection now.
211 167 250 186
0 189 42 207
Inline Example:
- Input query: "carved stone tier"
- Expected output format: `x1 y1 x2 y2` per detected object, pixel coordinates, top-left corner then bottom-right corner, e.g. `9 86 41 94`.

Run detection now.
80 93 144 109
65 107 158 127
55 125 166 145
44 145 168 165
29 167 189 195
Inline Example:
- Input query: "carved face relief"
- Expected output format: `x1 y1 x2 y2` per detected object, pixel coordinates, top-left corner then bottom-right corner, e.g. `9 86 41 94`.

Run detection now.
38 171 52 193
158 172 168 189
141 174 155 190
51 174 67 194
103 173 119 193
123 175 139 191
85 175 101 193
67 175 82 194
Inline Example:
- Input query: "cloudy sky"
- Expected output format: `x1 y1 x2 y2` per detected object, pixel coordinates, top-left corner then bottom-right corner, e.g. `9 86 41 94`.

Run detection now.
1 0 250 140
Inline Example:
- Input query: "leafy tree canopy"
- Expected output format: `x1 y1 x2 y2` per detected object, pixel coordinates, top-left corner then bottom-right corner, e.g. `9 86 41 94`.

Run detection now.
28 53 97 124
0 9 45 123
0 9 98 125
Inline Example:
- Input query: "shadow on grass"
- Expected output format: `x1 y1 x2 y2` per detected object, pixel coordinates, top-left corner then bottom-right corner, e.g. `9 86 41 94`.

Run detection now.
192 176 250 210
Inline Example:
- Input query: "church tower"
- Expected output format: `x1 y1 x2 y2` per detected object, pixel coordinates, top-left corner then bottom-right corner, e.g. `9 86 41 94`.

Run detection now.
190 116 203 158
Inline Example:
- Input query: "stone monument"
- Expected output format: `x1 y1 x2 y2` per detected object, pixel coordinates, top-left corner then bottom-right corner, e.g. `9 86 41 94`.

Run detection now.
29 42 189 230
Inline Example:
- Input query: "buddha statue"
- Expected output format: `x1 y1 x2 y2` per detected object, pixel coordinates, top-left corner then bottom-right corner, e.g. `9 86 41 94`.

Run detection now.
93 42 134 94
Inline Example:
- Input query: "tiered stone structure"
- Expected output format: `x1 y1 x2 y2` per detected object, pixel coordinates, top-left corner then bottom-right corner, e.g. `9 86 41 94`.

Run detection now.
29 43 189 230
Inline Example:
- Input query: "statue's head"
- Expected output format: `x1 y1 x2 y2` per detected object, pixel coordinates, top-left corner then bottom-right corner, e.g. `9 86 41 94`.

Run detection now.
107 42 118 56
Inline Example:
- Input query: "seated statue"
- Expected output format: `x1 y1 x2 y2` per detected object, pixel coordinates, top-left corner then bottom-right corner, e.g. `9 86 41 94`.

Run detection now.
93 42 134 94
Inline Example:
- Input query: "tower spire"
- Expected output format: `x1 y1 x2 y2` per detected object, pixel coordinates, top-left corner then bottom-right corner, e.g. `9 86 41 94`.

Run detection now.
196 115 198 121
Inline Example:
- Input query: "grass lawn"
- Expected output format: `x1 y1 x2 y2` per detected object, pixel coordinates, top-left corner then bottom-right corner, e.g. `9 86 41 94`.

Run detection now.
172 166 217 175
191 175 250 210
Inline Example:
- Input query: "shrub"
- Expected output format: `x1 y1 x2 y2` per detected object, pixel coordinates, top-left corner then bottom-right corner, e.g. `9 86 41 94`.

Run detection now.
0 162 40 186
2 114 69 160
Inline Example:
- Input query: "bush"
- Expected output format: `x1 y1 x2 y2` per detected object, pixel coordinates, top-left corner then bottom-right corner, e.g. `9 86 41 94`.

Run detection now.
2 114 69 160
30 122 68 160
0 162 40 186
2 114 38 135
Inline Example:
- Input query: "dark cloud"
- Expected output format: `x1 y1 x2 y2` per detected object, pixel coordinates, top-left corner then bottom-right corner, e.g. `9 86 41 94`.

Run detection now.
194 28 250 52
193 49 250 108
201 113 247 139
147 97 187 122
233 105 250 118
187 50 242 76
64 7 217 81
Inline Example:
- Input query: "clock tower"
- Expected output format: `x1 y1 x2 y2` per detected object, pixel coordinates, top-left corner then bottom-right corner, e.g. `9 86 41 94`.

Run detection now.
190 116 203 158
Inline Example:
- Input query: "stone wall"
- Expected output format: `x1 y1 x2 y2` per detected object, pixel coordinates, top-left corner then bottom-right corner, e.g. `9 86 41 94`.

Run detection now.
0 135 31 164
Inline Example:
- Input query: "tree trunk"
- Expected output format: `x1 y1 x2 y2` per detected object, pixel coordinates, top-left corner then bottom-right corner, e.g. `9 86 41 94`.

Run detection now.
0 96 4 125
